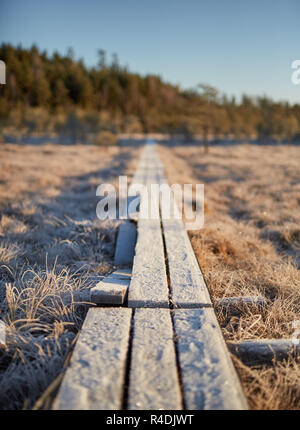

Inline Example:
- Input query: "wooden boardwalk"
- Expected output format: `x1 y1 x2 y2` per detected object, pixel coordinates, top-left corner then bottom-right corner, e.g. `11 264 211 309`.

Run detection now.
53 141 248 410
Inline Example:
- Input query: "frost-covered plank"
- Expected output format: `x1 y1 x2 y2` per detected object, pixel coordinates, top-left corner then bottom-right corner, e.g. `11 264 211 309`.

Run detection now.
154 163 211 307
128 218 169 308
128 173 168 307
127 145 169 307
53 308 132 410
173 308 248 410
128 308 182 410
128 145 169 307
162 217 211 307
57 270 131 305
90 275 130 305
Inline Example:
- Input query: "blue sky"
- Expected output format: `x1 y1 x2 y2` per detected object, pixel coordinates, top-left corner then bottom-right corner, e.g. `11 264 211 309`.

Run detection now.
1 0 299 103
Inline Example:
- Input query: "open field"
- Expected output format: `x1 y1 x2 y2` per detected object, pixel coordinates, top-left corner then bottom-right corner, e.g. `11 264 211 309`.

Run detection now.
0 143 136 409
1 140 299 410
158 142 300 409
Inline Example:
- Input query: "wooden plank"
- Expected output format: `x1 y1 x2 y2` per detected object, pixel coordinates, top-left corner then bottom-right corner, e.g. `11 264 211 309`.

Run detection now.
53 308 132 410
228 339 300 366
162 217 212 308
128 308 182 410
128 219 169 308
128 173 169 307
173 308 248 410
127 148 148 220
128 144 169 307
129 147 149 186
114 221 137 266
57 270 131 305
90 276 130 305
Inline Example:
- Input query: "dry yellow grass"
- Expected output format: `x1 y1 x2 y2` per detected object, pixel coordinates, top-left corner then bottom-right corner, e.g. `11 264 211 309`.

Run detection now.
0 142 137 409
158 142 300 409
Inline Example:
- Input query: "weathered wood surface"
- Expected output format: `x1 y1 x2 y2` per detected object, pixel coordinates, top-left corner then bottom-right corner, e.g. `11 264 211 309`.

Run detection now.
173 309 248 410
128 309 182 410
53 308 132 410
127 219 169 308
57 270 131 305
228 339 300 366
162 218 212 307
128 167 169 307
90 269 131 305
127 147 150 220
90 275 130 305
114 221 137 266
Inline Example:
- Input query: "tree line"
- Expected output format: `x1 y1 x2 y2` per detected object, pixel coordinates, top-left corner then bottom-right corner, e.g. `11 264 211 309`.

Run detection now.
0 43 299 142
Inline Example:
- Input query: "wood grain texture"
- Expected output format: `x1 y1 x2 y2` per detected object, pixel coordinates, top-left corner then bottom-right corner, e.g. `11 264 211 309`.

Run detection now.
128 308 182 410
128 219 169 308
173 308 248 410
53 308 132 410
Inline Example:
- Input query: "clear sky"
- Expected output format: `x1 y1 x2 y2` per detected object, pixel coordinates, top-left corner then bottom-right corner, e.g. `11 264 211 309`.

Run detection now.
1 0 299 103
